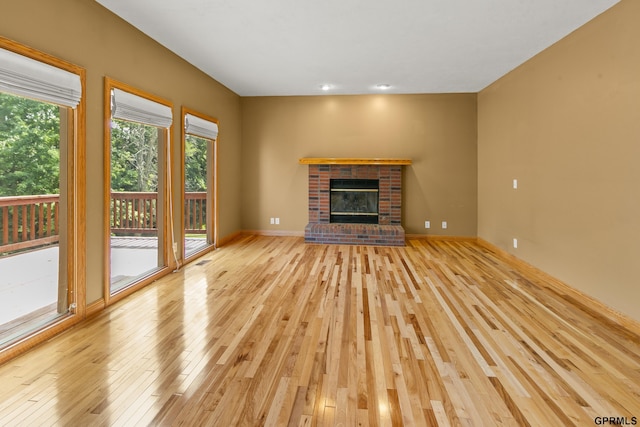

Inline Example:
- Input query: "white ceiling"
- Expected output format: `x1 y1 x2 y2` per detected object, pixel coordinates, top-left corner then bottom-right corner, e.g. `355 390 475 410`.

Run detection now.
95 0 619 96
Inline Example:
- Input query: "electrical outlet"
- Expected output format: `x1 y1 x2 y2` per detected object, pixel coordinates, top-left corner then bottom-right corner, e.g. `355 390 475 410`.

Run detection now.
270 218 275 225
424 220 430 229
513 179 518 189
275 217 280 225
513 238 518 248
441 221 447 229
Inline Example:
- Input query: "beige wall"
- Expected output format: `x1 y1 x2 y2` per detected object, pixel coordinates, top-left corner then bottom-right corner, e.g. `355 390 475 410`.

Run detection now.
1 0 243 304
241 94 477 236
478 0 640 320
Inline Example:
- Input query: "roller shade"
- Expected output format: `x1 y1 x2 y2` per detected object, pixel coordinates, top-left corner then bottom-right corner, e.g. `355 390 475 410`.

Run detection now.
184 113 218 140
111 88 172 128
0 47 82 108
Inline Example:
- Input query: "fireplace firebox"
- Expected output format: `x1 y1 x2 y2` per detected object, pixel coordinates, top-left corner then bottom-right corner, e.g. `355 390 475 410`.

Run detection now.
330 179 379 224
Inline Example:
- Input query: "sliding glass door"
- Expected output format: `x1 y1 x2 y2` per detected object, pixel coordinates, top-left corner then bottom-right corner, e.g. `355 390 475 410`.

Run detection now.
105 79 173 300
0 93 68 345
109 120 165 293
0 40 83 352
182 109 218 260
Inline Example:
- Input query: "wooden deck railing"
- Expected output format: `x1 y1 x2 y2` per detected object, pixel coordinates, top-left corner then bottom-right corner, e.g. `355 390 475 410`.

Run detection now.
184 192 207 234
0 192 207 253
110 192 159 236
0 194 59 253
110 191 207 236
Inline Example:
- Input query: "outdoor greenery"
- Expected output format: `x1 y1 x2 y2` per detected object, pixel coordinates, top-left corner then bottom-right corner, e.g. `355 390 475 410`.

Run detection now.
110 120 209 193
110 119 159 192
1 92 210 197
0 92 60 197
185 134 208 192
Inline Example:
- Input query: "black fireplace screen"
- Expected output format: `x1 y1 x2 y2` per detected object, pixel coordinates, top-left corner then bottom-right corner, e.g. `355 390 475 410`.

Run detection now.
330 179 379 224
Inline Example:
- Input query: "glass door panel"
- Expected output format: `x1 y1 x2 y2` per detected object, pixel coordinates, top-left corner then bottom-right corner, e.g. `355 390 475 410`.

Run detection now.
184 134 211 258
109 119 164 293
0 93 69 346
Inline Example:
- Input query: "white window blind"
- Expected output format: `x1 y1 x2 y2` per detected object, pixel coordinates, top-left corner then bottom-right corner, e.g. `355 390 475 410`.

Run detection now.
111 88 172 128
0 47 82 108
184 113 218 140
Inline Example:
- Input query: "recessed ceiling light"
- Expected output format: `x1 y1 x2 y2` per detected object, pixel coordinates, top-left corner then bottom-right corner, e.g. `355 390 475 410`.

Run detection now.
376 84 391 90
320 84 331 91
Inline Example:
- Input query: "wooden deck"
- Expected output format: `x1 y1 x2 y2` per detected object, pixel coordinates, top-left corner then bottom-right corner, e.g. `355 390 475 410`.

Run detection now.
0 235 639 425
110 236 207 253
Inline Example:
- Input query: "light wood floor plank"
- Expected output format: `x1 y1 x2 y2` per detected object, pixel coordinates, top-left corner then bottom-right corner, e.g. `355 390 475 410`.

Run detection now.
1 235 639 425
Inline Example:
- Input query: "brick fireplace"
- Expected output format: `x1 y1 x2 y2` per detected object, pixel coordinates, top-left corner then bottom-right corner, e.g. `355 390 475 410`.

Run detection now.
300 158 411 246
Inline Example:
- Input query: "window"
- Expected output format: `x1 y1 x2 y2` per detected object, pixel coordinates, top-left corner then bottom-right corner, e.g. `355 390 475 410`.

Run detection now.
182 108 219 260
0 38 85 359
104 78 174 303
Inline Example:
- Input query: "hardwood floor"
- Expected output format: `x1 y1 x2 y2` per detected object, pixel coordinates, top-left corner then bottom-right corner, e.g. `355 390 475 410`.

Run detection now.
0 235 639 426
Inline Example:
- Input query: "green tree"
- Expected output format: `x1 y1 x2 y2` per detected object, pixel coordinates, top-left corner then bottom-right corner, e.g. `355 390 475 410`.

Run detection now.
185 135 208 192
110 119 158 192
0 92 60 197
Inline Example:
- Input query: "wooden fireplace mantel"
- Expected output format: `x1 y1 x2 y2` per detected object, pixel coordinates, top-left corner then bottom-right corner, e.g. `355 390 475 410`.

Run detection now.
299 157 412 165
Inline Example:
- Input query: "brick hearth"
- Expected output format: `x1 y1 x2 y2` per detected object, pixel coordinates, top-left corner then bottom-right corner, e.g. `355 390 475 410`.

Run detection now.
301 161 408 246
304 223 405 246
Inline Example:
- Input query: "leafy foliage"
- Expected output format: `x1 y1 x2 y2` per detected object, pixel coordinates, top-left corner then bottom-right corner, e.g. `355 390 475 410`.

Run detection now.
1 91 212 238
0 92 60 197
110 119 159 192
185 134 208 192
